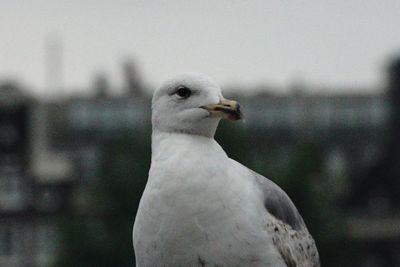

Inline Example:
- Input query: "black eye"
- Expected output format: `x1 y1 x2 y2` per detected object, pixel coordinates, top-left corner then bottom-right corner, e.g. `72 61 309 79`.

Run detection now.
175 86 191 99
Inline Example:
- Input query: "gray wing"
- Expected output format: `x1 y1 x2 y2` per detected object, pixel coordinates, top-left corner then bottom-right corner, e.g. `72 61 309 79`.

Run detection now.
251 170 321 267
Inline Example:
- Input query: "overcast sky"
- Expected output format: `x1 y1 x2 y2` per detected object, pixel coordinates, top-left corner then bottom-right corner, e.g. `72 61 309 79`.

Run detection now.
1 0 400 96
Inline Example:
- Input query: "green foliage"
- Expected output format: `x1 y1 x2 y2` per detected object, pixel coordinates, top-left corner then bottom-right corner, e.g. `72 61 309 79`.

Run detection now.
219 125 352 267
55 131 150 267
279 141 351 267
56 124 352 267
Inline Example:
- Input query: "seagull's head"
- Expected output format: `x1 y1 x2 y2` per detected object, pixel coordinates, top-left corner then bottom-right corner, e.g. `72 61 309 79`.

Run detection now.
152 73 243 137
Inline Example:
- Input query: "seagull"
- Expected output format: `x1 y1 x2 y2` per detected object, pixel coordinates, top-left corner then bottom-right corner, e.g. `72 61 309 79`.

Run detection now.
133 73 320 267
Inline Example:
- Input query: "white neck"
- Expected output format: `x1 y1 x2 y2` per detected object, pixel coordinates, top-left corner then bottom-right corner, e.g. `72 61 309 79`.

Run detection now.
151 110 220 138
151 130 226 163
152 130 210 153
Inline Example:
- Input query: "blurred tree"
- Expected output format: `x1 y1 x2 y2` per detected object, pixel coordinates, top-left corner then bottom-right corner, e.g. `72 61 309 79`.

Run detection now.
93 72 110 98
55 131 150 267
218 125 352 267
279 141 352 267
0 80 27 105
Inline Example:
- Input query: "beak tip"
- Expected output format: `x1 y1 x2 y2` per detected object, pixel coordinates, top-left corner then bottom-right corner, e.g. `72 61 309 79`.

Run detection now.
236 104 243 120
201 98 243 121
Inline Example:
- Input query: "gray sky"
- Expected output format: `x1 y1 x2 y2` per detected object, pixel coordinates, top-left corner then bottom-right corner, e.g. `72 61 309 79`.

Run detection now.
1 0 400 96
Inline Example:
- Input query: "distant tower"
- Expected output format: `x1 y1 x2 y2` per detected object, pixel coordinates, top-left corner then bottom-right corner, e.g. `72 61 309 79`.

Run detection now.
122 58 143 97
45 35 63 98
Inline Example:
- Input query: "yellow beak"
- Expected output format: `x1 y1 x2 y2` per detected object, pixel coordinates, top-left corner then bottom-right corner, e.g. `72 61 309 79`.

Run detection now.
201 96 243 121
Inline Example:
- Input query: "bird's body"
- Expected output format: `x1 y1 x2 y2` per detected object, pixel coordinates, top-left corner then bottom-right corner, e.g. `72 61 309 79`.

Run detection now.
133 74 320 267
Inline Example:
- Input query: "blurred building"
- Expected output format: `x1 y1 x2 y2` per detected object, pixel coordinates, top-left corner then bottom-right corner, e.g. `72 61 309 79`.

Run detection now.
47 96 150 210
0 83 72 267
1 58 400 266
348 58 400 266
240 89 398 266
243 92 386 168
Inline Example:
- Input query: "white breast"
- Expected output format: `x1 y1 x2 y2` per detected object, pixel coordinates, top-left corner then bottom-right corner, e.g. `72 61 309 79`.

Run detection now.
133 133 284 266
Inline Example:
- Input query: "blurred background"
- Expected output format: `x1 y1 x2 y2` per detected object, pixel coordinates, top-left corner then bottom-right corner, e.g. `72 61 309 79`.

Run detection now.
1 1 400 266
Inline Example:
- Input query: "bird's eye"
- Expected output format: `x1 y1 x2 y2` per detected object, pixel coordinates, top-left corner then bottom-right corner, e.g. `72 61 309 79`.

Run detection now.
175 86 191 99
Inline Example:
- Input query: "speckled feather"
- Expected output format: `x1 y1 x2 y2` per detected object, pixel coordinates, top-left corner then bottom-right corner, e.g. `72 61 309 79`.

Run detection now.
253 171 320 267
266 213 320 267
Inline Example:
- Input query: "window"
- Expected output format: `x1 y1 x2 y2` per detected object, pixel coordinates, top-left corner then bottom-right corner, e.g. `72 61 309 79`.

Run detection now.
0 170 24 210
